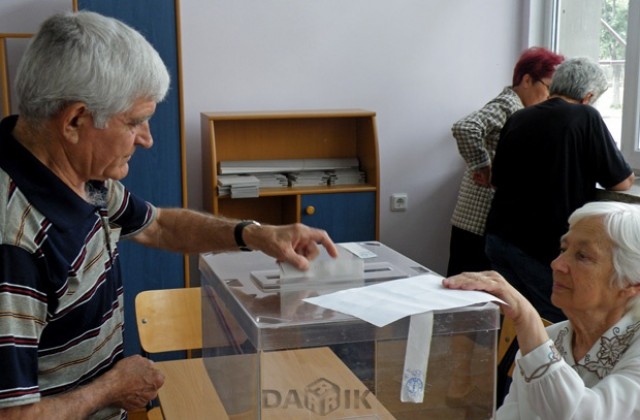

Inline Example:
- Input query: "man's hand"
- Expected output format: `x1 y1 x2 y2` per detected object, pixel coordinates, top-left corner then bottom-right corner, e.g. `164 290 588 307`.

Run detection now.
0 355 165 420
243 223 338 270
97 355 165 410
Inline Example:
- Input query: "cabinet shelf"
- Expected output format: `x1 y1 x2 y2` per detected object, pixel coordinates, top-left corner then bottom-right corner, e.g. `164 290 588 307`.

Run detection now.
202 109 380 240
217 184 378 199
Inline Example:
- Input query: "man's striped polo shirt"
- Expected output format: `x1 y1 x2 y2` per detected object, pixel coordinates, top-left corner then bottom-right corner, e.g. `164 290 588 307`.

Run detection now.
0 115 156 419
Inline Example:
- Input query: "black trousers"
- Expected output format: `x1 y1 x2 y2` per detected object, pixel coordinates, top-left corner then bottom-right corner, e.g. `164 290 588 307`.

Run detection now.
447 225 492 276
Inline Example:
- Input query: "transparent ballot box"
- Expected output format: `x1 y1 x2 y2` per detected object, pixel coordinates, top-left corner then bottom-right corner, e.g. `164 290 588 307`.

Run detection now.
199 242 500 419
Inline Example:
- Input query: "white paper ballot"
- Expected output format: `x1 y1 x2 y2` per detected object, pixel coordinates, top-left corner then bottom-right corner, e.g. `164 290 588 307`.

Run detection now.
303 273 504 327
279 245 364 281
302 270 504 406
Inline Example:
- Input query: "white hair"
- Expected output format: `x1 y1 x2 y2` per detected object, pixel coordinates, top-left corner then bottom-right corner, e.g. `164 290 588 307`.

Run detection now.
569 201 640 316
15 11 170 128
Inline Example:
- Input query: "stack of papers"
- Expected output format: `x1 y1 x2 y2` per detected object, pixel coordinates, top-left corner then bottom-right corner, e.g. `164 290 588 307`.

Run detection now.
288 171 332 187
217 174 260 198
327 168 367 185
255 173 289 188
231 184 259 198
219 158 360 175
217 158 365 195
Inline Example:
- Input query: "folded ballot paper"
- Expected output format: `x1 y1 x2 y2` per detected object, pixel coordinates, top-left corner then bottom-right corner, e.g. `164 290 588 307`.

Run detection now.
303 272 504 403
278 245 364 287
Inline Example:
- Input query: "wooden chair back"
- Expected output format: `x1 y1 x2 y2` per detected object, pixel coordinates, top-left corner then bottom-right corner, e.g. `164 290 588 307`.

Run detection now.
131 287 203 420
135 287 203 354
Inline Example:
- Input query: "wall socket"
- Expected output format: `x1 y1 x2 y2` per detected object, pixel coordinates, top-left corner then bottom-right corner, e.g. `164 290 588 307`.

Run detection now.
390 193 408 212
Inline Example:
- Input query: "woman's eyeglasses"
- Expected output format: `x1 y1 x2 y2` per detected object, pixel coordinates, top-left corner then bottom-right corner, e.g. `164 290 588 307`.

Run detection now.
537 79 551 91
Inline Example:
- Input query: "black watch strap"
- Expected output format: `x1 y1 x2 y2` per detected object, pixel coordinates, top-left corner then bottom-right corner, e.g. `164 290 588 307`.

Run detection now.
234 220 260 251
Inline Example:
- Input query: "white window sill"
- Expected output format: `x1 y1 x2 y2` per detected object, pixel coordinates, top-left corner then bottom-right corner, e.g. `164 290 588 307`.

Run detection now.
596 179 640 203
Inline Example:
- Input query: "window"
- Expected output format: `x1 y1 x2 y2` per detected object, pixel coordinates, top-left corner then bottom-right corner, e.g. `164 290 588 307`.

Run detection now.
534 0 640 170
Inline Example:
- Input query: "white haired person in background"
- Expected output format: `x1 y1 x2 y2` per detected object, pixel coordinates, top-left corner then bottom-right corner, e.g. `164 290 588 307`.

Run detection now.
444 201 640 419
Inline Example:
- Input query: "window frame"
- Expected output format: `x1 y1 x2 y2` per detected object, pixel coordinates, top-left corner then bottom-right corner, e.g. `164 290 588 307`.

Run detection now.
528 0 640 171
620 0 640 170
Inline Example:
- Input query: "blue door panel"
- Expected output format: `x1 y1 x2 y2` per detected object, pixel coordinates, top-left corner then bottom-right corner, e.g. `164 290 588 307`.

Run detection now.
301 192 375 242
78 0 184 358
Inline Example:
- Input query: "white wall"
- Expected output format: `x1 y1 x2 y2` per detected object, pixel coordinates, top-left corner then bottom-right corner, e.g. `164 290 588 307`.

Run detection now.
0 0 72 114
0 0 527 275
180 0 526 274
0 0 70 31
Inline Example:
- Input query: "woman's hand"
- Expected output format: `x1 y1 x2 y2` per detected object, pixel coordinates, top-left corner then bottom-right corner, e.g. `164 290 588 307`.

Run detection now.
443 271 550 354
442 271 528 320
472 166 492 187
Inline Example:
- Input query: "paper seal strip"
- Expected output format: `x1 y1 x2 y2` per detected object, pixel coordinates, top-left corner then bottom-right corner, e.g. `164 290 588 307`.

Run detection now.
400 311 434 403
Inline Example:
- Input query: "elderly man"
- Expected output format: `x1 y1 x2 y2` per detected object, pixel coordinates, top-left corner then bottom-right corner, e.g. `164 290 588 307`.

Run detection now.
0 11 336 419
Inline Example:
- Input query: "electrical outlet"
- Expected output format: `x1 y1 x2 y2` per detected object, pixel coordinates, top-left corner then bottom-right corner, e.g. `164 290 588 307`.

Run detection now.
390 193 408 212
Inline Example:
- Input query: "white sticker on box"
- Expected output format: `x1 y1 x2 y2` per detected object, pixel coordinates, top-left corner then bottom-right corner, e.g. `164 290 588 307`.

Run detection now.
339 243 377 259
401 311 434 403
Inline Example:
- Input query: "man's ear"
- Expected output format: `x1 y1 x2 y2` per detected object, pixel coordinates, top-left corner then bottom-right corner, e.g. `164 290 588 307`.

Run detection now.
581 93 594 105
60 103 89 144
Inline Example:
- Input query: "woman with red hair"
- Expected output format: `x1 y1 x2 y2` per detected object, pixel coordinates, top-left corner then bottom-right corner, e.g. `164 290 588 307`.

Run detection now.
446 47 564 407
448 47 565 281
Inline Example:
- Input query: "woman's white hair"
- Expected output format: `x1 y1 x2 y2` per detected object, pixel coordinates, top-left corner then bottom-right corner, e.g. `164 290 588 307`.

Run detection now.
569 201 640 317
15 11 170 128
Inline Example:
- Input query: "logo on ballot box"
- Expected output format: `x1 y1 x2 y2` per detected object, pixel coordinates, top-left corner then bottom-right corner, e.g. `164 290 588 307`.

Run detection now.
262 377 372 416
305 378 340 415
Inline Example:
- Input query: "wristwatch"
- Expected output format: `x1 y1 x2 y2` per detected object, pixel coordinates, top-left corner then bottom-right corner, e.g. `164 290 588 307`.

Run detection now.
234 220 261 251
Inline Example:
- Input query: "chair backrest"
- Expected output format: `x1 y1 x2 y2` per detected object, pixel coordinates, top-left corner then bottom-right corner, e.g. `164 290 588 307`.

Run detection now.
135 287 202 354
133 288 202 420
128 407 163 420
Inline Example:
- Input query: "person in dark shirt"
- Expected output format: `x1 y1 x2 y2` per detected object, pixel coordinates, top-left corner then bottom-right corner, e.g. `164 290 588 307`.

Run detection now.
486 56 635 323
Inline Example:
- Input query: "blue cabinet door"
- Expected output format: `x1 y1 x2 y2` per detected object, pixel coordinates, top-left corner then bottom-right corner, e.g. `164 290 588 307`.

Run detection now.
301 192 376 242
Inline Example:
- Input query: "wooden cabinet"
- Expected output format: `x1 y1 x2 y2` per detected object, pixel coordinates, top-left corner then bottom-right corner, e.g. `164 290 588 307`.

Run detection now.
201 109 380 240
1 33 31 118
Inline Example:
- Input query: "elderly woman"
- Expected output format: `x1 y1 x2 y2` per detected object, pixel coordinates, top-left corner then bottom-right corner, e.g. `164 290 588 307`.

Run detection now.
444 201 640 419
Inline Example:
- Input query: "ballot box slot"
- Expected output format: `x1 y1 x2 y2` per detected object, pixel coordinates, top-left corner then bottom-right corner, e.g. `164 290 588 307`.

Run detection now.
250 261 410 292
